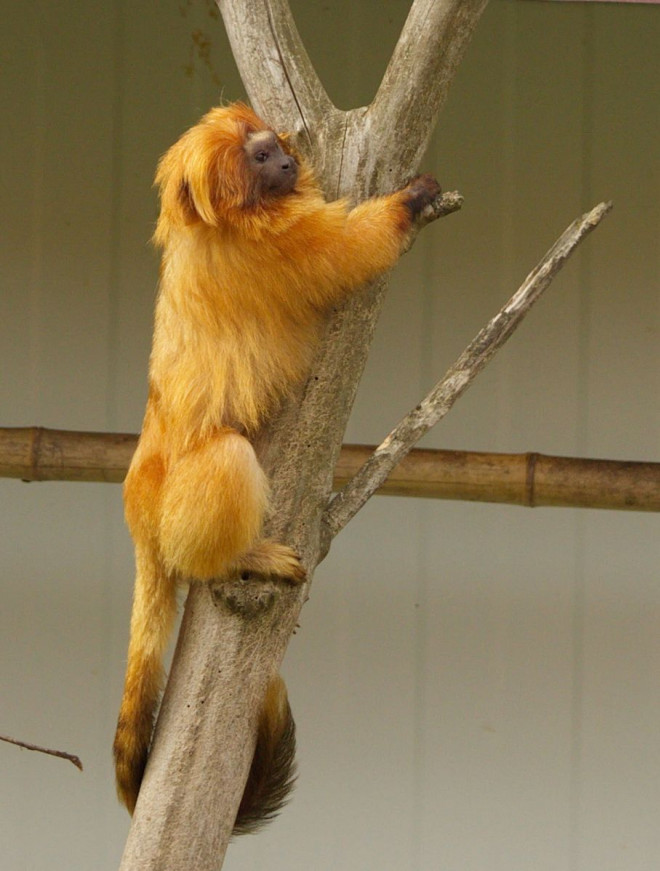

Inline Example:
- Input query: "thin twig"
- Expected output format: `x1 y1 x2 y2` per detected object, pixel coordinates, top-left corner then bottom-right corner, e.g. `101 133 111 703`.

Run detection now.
323 201 613 540
0 733 83 771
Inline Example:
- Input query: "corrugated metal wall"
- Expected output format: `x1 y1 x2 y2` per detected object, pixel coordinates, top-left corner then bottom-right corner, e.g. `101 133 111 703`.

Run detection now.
1 2 659 869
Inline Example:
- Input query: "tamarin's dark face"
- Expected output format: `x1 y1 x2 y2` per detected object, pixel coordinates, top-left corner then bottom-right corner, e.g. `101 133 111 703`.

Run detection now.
244 130 298 196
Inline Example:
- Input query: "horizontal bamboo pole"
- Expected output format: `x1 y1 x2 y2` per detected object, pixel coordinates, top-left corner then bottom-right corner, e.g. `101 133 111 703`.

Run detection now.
1 426 658 512
0 427 136 483
336 445 660 511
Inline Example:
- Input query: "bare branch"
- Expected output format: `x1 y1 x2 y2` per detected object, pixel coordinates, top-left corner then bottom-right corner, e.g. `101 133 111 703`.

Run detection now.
323 202 613 540
366 0 490 181
0 733 83 771
216 0 335 142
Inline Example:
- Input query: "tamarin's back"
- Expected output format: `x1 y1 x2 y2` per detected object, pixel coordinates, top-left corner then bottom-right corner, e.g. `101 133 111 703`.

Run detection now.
150 223 326 440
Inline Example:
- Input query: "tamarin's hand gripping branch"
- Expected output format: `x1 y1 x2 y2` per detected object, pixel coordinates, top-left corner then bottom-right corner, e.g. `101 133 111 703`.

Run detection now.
113 102 441 831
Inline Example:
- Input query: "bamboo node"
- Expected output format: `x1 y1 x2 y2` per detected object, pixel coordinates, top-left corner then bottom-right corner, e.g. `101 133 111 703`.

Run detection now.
24 426 45 483
525 452 539 507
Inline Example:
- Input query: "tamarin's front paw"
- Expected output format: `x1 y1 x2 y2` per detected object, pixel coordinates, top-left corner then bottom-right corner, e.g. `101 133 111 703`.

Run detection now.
234 541 307 585
401 174 442 219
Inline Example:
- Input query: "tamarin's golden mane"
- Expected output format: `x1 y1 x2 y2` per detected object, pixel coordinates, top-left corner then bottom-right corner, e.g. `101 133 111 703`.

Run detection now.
154 103 317 245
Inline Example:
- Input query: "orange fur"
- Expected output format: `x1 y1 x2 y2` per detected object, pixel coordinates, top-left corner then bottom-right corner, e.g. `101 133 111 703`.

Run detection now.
113 102 439 827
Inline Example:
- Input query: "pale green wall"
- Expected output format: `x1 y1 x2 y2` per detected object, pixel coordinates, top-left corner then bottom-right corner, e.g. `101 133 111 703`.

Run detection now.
1 2 659 869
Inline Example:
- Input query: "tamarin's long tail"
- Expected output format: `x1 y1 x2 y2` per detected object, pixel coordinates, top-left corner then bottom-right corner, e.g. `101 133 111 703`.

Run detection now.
235 674 297 834
113 546 178 814
113 549 297 830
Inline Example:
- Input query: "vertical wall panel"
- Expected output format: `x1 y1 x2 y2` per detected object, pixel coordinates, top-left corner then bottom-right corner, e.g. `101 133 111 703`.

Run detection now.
1 5 130 869
574 9 660 871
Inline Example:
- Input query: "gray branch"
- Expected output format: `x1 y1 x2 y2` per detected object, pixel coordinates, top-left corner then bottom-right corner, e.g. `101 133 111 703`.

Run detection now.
368 0 491 180
217 0 335 148
323 201 613 541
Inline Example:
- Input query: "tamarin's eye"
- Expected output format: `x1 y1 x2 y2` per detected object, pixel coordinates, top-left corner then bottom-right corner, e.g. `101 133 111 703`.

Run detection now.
255 151 269 163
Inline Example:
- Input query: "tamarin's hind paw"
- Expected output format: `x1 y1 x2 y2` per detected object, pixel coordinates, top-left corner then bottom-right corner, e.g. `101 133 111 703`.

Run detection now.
233 541 306 585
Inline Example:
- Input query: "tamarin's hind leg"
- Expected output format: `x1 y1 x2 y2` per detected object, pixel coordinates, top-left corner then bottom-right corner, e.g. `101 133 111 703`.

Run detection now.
231 540 306 585
159 428 269 580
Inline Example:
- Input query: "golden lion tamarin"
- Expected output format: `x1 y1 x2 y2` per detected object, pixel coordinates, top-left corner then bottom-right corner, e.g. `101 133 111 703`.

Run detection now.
113 102 440 829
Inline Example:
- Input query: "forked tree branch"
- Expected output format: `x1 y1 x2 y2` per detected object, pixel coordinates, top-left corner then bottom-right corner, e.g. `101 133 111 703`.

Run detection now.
114 0 618 864
119 2 494 868
323 201 613 540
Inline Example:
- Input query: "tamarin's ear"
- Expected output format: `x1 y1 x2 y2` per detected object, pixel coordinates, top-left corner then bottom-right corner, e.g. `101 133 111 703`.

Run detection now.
179 151 221 226
178 180 198 223
155 145 221 234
